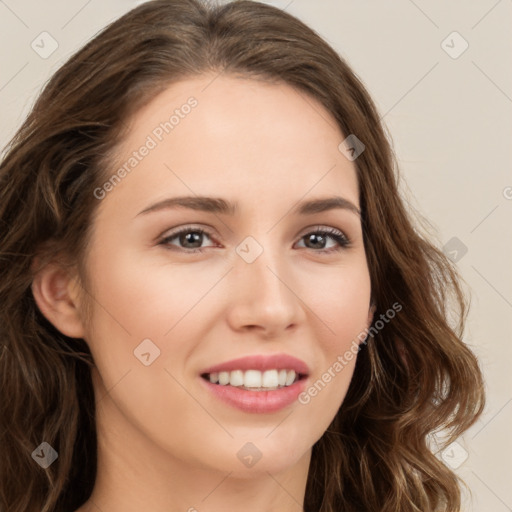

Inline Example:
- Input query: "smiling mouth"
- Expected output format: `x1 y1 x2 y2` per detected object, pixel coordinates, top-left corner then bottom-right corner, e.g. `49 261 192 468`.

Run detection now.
201 368 306 391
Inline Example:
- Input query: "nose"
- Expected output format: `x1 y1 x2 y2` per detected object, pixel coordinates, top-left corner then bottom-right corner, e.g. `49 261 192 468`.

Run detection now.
226 242 304 338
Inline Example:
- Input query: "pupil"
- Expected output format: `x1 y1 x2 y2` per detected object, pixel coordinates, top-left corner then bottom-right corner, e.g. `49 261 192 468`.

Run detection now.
308 233 324 248
183 232 201 248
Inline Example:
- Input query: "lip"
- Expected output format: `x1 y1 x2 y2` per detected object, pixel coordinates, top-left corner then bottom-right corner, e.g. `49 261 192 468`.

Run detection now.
200 353 310 375
198 353 310 414
199 374 309 413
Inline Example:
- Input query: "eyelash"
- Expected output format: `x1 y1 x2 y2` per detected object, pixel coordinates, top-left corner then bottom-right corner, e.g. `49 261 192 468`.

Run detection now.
159 226 350 254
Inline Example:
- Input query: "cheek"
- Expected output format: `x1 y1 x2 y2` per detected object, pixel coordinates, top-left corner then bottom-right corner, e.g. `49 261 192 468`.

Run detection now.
306 262 372 346
83 247 195 338
296 283 370 425
295 262 371 408
80 246 229 391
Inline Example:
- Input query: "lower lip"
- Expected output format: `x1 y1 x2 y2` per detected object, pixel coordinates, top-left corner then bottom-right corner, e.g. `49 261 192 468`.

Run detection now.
199 376 308 413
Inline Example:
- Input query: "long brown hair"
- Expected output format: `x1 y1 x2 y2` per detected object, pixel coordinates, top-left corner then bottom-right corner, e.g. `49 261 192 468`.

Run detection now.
0 1 485 510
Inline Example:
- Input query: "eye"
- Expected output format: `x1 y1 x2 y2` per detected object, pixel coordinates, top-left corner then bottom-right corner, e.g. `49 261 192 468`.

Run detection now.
159 226 350 253
295 227 350 253
159 227 215 253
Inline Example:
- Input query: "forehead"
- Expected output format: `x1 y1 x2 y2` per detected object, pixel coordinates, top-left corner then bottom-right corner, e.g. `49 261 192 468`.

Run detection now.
100 74 360 215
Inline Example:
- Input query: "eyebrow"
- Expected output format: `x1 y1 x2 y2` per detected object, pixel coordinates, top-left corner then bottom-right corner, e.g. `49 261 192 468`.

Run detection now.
136 195 361 217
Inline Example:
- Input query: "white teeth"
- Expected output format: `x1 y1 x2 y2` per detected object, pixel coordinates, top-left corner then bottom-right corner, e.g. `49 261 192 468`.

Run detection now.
218 371 230 385
262 369 279 388
230 370 244 387
244 370 261 388
205 369 300 389
285 370 296 386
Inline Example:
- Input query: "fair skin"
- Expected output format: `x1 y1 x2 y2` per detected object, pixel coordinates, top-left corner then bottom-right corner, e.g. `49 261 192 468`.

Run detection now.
32 74 374 512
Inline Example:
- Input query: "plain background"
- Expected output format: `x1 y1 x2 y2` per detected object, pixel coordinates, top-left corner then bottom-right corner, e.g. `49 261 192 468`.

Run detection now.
0 1 510 510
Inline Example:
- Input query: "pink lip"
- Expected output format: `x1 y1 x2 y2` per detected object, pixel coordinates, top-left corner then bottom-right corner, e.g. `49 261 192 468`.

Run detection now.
200 353 310 376
199 376 309 413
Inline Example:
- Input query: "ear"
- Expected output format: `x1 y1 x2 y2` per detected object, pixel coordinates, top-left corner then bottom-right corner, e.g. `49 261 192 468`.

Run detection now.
31 258 86 339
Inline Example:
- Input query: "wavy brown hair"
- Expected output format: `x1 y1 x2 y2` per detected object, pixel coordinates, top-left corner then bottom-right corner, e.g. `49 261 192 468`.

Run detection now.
0 1 485 511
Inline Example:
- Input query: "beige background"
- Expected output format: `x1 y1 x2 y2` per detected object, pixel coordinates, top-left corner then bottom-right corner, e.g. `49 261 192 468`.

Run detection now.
1 1 511 510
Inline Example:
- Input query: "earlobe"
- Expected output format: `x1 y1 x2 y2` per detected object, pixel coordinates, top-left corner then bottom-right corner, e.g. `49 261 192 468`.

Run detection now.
31 261 86 339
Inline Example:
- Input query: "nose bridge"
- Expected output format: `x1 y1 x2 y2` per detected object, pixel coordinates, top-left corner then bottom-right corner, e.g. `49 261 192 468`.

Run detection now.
229 232 300 333
237 233 287 294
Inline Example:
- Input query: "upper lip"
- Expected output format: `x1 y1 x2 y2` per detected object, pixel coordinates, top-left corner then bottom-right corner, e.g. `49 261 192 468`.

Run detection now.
200 353 310 376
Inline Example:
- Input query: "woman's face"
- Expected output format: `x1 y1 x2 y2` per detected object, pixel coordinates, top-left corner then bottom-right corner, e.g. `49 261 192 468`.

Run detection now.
78 74 373 476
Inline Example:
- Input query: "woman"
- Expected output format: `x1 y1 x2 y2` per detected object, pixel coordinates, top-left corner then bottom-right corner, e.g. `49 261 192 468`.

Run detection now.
0 1 485 511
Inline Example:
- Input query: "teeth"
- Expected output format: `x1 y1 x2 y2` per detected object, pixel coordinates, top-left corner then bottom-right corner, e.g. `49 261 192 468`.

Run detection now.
230 370 244 387
244 369 261 388
218 371 230 385
262 369 279 388
206 369 300 389
285 370 296 386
